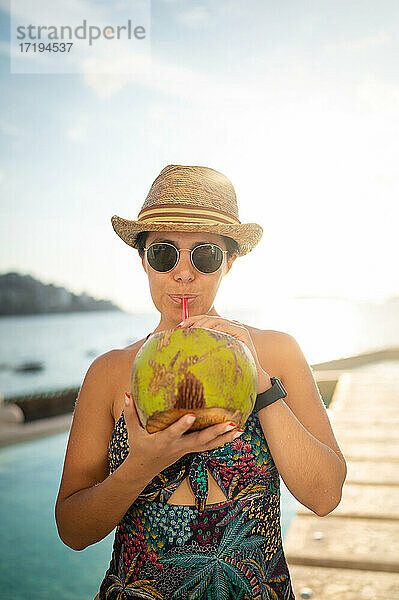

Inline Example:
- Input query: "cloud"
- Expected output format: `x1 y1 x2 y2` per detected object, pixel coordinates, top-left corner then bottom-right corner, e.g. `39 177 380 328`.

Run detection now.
81 42 252 101
0 119 25 136
81 46 152 97
66 114 90 142
0 171 4 183
6 0 102 22
325 31 391 54
176 6 211 28
82 72 129 98
356 75 399 112
146 103 168 120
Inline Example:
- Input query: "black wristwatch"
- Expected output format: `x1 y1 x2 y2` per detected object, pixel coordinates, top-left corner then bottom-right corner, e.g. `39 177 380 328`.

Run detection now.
254 377 287 412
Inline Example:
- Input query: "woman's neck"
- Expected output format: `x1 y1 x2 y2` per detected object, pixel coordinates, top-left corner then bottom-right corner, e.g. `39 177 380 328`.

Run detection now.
151 305 221 334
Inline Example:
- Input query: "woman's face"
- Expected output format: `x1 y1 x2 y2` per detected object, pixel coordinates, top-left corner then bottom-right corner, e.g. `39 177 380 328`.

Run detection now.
141 230 237 322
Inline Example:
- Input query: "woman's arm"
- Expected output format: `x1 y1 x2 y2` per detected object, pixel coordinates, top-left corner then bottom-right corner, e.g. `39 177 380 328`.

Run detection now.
55 351 158 551
257 331 347 517
56 452 158 551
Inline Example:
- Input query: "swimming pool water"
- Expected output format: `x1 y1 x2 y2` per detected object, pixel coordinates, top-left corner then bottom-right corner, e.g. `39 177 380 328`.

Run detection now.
0 429 299 599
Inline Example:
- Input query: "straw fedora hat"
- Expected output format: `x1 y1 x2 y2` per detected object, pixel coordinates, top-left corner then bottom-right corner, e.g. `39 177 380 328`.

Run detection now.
111 164 263 256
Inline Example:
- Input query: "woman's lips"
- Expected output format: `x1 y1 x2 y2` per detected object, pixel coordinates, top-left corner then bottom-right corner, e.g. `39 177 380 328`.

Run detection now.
169 295 197 304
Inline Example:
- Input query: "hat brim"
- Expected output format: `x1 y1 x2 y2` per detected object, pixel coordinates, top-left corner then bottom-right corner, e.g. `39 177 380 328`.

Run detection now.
111 215 263 256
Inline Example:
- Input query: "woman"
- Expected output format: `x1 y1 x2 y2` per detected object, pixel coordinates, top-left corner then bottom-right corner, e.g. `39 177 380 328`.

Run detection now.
55 165 347 600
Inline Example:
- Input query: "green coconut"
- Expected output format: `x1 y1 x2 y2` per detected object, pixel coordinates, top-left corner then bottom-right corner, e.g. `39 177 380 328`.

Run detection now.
131 327 258 433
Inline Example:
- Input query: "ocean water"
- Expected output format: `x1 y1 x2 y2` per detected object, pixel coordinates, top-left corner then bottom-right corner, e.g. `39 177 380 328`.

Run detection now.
0 297 398 398
0 298 398 599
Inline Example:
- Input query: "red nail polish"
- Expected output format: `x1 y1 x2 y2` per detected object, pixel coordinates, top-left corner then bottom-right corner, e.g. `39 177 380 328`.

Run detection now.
228 422 236 427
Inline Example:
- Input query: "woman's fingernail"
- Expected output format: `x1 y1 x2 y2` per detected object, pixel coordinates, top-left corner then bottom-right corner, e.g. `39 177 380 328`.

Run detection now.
124 392 130 406
176 324 182 328
233 430 244 439
224 424 235 432
186 414 196 424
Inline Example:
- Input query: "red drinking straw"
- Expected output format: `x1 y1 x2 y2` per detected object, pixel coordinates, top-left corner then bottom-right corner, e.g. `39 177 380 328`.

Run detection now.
181 297 189 320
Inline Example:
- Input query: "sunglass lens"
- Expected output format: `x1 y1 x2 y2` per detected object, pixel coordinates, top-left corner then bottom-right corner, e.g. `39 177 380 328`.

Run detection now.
193 244 223 273
147 244 178 272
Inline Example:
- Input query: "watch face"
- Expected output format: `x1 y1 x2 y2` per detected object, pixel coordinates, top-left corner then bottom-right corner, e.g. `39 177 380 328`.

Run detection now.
272 377 287 397
254 376 287 412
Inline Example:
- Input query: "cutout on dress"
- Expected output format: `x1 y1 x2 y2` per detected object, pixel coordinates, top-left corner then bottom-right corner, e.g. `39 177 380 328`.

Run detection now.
166 468 228 506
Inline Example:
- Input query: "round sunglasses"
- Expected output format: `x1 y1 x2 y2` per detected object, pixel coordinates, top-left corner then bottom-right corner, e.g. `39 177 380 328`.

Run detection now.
144 242 229 274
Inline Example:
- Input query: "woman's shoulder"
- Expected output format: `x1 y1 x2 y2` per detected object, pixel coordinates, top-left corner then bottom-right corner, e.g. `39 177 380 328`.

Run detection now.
92 336 150 421
245 324 294 344
94 334 150 367
245 325 299 381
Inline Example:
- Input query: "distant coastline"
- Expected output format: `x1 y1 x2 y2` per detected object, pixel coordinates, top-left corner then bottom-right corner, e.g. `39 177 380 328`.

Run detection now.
0 272 123 316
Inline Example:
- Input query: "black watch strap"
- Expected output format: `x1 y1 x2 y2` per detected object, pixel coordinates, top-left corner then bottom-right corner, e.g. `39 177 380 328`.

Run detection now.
254 377 287 412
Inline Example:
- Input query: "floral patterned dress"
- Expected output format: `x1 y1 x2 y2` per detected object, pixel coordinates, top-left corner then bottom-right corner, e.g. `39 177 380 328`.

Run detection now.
98 385 296 600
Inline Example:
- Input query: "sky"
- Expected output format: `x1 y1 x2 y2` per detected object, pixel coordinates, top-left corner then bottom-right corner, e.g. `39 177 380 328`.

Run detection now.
1 0 398 314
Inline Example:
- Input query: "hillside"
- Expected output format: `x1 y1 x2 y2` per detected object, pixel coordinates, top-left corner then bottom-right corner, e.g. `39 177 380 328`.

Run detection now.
0 272 123 316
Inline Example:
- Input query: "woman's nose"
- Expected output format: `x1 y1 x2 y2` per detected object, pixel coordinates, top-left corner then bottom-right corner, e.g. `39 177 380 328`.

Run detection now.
172 249 195 280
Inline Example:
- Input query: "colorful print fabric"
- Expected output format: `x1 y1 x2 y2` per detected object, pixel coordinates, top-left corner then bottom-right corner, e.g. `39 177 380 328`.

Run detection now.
98 405 296 599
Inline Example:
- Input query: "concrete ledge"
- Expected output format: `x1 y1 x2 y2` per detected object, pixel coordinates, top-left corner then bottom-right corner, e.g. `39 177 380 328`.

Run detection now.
4 387 79 422
0 413 73 447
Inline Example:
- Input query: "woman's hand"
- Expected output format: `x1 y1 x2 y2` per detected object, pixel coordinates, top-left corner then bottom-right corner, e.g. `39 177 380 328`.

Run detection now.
177 315 272 394
123 392 244 472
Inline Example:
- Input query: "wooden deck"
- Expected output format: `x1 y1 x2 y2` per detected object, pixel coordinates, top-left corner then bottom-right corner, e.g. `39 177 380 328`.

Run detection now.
285 361 399 599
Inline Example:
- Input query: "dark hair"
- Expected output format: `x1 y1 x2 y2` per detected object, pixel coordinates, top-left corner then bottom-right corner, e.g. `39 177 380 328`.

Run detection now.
134 231 239 259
